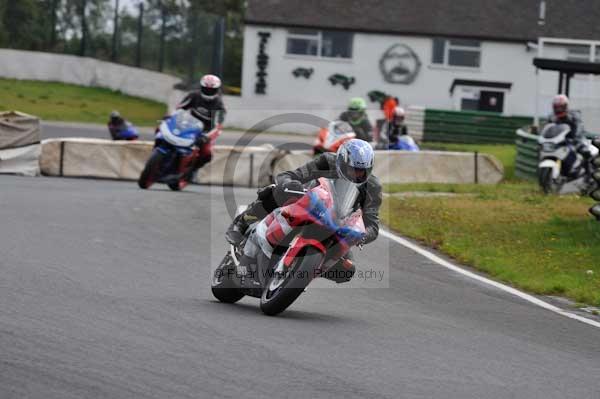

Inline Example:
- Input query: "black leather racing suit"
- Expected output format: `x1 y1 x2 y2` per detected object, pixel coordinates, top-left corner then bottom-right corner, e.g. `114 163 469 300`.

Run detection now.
178 91 226 131
174 91 226 171
548 111 588 154
339 111 374 142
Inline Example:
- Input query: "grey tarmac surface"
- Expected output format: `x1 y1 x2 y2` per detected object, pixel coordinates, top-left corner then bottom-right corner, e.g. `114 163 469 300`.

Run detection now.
1 176 599 399
40 121 314 150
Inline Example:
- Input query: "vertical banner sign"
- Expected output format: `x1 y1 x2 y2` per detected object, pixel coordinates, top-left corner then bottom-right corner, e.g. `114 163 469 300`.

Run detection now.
255 32 271 94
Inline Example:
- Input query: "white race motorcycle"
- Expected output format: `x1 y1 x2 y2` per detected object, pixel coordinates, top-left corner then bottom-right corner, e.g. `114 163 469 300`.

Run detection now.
537 123 599 194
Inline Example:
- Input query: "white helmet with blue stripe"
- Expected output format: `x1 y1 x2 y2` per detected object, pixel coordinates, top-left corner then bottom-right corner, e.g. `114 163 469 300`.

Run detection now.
335 139 374 185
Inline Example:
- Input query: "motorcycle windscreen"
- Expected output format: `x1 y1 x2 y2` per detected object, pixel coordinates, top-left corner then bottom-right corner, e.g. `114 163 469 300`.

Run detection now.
325 178 360 221
173 110 204 136
541 123 570 139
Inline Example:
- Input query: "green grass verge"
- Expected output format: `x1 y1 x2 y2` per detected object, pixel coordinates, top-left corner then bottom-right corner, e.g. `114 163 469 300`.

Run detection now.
381 182 600 306
422 142 516 181
0 78 166 126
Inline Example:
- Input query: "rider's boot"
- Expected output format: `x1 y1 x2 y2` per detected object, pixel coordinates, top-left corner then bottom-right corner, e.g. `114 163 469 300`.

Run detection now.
225 199 266 246
322 253 356 284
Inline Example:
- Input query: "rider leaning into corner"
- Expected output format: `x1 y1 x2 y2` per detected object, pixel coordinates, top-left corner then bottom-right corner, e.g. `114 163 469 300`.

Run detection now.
339 97 374 142
226 139 382 284
548 94 592 160
175 74 227 171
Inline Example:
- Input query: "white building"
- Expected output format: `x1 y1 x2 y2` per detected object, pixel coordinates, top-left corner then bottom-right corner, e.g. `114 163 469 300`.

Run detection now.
239 0 600 128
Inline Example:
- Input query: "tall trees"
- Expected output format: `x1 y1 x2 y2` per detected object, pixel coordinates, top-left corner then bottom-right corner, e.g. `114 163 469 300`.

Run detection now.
0 0 246 86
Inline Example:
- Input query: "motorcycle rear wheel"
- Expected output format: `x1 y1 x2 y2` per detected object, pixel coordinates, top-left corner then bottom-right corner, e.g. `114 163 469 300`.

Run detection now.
260 247 323 316
211 253 245 304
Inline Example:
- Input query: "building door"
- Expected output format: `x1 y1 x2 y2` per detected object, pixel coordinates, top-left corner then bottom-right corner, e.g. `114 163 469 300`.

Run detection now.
479 91 504 113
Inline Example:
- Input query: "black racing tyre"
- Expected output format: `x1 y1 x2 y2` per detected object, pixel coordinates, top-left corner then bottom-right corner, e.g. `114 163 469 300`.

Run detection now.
538 167 561 194
211 253 245 304
260 247 323 316
138 150 165 189
167 180 182 191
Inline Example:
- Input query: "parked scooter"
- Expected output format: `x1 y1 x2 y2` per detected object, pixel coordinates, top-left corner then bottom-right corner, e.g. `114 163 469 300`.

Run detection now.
537 123 599 194
212 178 366 316
138 109 221 191
313 121 356 154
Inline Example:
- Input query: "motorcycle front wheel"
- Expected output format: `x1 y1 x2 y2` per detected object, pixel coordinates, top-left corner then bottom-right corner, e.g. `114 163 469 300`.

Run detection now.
260 246 323 316
211 252 245 304
138 150 165 189
538 167 562 194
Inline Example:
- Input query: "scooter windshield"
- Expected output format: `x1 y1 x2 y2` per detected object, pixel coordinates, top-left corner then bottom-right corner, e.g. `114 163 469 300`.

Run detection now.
541 123 570 139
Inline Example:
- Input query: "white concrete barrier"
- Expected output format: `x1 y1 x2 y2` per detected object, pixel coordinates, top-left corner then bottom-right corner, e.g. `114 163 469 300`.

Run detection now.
273 150 504 185
0 145 41 176
0 111 41 176
39 138 287 187
0 49 180 104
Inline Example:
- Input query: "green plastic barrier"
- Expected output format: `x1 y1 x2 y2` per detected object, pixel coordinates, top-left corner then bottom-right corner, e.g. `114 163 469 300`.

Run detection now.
424 109 533 144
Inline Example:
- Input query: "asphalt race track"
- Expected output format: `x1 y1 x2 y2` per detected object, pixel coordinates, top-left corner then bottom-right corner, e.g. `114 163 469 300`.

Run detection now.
40 122 314 149
1 176 599 399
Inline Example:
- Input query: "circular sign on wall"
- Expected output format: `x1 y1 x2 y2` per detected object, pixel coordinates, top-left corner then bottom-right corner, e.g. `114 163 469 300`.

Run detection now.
379 44 422 84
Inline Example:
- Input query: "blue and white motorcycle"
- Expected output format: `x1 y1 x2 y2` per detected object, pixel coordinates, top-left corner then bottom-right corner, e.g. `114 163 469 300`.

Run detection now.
138 109 221 191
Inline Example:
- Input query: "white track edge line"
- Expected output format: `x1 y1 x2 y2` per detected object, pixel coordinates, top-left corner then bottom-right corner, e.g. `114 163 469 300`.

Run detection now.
380 229 600 329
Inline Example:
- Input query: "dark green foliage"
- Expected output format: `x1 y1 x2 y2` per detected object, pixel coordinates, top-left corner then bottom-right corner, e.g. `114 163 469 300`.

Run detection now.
0 0 244 86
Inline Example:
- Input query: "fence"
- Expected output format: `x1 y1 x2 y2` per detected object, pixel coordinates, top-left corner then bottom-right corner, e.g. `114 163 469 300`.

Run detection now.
424 109 533 144
515 129 539 181
0 2 242 89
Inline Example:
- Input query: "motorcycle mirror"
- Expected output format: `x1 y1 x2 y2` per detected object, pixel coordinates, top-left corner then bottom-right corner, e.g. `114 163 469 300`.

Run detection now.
591 189 600 202
589 203 600 221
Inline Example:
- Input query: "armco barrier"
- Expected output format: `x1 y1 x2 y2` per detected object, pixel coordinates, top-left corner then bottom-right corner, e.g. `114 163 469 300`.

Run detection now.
273 151 504 185
39 138 286 187
424 109 533 144
515 128 539 181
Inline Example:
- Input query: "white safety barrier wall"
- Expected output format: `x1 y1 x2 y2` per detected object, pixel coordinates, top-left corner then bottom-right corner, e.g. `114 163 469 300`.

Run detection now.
39 138 288 188
273 151 504 185
0 111 41 176
39 139 503 186
0 49 180 104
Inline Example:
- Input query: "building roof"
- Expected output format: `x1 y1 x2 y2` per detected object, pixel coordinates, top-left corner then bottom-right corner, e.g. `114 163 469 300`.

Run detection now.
245 0 600 43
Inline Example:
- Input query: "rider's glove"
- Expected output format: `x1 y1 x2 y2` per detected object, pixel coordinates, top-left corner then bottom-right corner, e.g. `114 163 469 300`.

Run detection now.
274 180 304 206
581 148 593 159
194 135 210 147
282 180 303 193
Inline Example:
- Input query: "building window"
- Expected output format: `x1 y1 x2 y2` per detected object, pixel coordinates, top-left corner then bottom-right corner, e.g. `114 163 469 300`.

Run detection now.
567 45 600 63
432 38 481 68
286 29 353 59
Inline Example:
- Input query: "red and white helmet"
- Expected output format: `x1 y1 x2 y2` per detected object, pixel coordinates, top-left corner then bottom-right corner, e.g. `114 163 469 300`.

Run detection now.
200 74 222 100
393 106 405 118
393 106 406 123
552 94 569 118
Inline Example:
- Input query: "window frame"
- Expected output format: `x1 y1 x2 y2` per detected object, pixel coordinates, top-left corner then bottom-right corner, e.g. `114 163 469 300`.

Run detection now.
431 38 482 69
285 29 354 60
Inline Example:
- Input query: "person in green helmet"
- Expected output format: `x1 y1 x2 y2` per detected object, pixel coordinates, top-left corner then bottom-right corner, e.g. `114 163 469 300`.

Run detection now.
339 97 373 142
